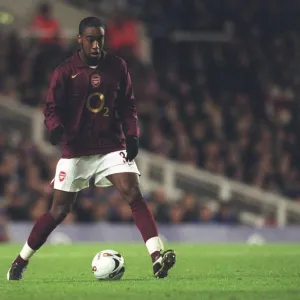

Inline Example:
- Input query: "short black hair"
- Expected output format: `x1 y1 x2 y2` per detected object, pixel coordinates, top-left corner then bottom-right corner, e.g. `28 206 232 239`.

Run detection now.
39 2 51 15
79 17 104 35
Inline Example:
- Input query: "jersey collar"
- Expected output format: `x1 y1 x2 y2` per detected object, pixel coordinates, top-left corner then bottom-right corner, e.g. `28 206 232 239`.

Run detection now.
72 50 106 68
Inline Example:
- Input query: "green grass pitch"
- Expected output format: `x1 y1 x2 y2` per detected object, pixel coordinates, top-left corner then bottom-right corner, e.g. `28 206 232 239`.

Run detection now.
1 243 300 300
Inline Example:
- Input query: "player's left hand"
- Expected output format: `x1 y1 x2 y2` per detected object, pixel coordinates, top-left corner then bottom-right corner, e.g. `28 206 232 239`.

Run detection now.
49 125 64 145
126 135 139 162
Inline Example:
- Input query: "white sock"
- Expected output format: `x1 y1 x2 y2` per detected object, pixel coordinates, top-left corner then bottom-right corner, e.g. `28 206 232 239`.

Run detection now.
145 236 164 255
20 242 36 261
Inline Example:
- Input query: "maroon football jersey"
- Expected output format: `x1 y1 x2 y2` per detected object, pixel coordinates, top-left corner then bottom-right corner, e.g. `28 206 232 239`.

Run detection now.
44 51 139 158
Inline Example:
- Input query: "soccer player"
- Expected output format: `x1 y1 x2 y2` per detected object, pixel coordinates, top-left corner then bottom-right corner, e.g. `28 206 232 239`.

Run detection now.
7 17 176 280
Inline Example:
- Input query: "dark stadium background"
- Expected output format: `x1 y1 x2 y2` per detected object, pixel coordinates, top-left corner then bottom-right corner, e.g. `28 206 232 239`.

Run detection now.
1 0 300 242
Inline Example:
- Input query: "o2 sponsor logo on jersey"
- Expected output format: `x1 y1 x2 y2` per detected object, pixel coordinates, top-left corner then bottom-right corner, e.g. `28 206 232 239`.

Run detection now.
91 73 101 87
58 171 66 182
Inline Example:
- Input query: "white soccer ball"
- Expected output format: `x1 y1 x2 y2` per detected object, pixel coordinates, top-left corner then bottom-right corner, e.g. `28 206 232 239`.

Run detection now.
92 249 125 280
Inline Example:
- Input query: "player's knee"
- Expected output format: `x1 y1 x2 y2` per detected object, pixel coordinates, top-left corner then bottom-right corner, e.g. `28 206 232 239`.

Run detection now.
50 191 76 223
119 182 142 203
50 204 71 224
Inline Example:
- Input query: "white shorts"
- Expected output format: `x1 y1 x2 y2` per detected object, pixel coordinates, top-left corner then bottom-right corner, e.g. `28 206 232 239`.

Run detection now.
52 150 140 192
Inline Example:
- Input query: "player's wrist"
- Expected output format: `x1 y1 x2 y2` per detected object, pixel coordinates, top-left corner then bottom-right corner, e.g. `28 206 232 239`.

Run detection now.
126 135 138 142
55 124 64 132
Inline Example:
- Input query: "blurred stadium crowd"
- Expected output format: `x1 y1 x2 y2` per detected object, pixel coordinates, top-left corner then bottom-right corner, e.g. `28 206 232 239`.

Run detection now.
1 0 300 232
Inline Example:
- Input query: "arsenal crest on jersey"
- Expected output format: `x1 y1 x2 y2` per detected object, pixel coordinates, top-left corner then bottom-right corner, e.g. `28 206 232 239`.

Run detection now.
91 73 101 87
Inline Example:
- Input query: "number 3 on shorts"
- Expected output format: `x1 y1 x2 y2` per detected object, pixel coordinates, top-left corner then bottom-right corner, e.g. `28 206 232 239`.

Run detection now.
119 151 126 163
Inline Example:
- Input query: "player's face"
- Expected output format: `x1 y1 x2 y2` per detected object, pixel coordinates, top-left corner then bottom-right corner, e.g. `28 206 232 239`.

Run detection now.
77 26 105 64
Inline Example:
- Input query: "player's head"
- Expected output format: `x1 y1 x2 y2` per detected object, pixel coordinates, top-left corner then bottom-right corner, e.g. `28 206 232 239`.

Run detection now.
39 2 51 19
77 17 105 65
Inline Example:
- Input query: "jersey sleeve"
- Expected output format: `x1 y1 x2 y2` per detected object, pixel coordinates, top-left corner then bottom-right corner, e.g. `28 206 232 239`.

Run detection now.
118 60 140 137
43 67 67 132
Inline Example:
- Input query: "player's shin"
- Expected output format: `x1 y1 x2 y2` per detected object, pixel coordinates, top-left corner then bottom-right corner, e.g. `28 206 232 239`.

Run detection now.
129 198 163 261
15 212 58 263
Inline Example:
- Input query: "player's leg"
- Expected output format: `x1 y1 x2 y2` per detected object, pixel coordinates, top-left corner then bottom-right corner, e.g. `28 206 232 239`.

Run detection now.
7 190 77 280
7 155 92 281
106 172 176 278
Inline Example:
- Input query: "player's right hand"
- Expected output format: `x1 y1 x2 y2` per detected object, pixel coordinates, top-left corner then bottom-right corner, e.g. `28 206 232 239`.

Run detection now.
49 125 64 145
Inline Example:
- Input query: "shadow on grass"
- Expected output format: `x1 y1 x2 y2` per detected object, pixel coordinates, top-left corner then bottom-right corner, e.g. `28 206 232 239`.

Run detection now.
21 278 155 283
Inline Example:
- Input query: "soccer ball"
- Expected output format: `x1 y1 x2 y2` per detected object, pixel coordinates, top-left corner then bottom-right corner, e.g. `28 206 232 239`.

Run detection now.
92 249 125 280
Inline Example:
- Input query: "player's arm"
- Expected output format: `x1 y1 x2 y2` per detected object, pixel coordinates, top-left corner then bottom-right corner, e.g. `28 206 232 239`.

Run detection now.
43 67 67 145
119 60 140 161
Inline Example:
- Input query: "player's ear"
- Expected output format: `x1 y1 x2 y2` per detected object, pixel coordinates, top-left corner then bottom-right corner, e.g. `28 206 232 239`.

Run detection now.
77 34 82 44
